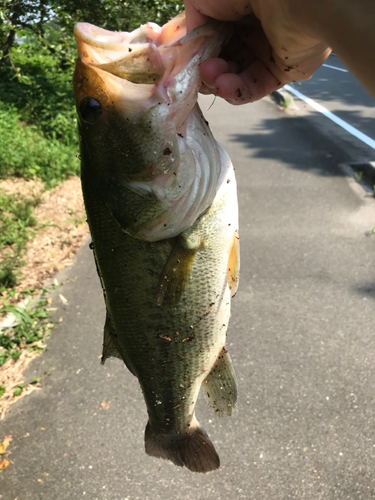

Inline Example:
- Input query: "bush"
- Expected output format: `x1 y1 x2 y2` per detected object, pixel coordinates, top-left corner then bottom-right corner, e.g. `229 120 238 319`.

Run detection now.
0 104 79 187
0 27 78 147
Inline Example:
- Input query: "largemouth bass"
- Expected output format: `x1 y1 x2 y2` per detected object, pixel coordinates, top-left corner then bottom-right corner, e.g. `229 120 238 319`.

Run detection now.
73 13 240 473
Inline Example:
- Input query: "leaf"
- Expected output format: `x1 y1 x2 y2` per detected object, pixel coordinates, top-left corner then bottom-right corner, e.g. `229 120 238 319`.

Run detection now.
0 459 9 470
13 385 23 397
0 435 12 455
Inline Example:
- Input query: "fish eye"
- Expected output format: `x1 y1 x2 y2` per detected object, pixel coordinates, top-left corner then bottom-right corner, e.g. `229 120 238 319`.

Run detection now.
79 97 102 124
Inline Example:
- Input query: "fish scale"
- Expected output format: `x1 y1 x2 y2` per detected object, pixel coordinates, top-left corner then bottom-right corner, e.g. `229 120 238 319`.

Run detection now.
84 178 232 408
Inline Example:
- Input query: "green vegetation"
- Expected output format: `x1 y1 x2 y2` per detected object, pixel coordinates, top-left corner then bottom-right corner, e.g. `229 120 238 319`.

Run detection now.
0 0 184 296
0 104 79 186
0 190 41 292
13 384 23 396
0 289 54 366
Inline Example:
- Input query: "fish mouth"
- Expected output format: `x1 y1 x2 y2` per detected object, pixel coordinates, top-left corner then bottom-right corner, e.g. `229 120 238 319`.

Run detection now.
74 13 228 85
74 13 185 51
74 14 188 84
73 15 232 242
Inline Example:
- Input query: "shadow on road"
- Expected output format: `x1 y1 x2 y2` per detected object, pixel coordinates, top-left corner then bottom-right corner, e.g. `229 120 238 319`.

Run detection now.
230 114 350 177
355 282 375 299
296 72 374 109
328 108 375 138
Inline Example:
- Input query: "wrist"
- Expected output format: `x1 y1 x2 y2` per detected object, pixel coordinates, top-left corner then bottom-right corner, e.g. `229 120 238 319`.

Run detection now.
282 0 327 39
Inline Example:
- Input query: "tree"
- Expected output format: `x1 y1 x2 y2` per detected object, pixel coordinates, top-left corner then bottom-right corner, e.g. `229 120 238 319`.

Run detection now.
0 0 184 61
0 0 52 60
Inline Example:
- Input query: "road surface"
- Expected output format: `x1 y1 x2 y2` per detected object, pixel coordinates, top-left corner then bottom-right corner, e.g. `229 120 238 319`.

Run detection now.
285 53 375 164
1 94 375 500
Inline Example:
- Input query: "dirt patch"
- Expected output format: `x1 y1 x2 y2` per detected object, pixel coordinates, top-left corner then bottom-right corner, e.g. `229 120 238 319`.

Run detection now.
0 349 43 420
0 178 45 199
19 176 89 294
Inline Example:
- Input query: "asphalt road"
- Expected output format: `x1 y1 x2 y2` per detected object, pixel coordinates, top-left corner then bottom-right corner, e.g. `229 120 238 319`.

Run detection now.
1 95 375 500
285 54 375 164
291 53 375 140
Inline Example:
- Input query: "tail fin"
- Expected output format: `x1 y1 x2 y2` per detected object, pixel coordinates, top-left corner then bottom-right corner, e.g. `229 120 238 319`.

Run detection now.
145 420 220 473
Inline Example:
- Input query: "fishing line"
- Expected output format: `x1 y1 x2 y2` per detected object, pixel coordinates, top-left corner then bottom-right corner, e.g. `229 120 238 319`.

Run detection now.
206 95 217 111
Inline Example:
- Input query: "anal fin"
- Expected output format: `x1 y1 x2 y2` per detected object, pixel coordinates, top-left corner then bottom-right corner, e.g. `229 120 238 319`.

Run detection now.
202 346 238 416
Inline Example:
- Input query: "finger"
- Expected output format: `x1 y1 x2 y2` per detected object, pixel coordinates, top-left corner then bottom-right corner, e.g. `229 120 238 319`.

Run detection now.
186 0 253 22
200 58 240 87
243 22 331 83
184 0 209 32
213 59 282 104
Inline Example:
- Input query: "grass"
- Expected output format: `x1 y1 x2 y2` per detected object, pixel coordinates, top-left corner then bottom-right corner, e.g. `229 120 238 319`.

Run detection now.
0 288 54 367
0 190 41 294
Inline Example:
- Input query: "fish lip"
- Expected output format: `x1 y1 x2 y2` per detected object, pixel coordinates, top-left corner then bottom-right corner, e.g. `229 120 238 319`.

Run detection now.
74 16 224 54
74 21 164 51
74 19 230 85
74 13 186 51
74 23 138 51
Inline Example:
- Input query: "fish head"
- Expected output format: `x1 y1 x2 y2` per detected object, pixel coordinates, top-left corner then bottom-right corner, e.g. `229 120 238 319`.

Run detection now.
74 14 231 240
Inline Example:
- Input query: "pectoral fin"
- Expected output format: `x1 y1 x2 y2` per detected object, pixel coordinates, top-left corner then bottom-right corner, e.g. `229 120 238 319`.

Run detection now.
101 314 122 364
228 230 240 297
202 346 237 416
101 314 136 376
156 235 202 306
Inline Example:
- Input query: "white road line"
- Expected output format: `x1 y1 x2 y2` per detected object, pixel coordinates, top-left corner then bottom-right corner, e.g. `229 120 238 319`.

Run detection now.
322 63 348 73
284 84 375 151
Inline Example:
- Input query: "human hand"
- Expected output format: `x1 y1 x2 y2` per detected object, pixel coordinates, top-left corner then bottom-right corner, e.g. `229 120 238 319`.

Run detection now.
184 0 331 104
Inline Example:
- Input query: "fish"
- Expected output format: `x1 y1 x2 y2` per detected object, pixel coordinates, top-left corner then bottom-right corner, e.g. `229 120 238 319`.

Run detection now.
73 12 240 473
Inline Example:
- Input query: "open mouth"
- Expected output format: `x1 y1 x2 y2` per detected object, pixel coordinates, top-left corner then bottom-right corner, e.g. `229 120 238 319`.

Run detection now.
74 14 188 84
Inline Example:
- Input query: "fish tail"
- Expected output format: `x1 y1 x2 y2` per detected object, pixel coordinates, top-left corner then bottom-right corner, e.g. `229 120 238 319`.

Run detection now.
145 419 220 473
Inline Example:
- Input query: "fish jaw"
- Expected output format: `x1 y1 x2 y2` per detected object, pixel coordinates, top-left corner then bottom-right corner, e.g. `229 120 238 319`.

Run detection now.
74 15 232 241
